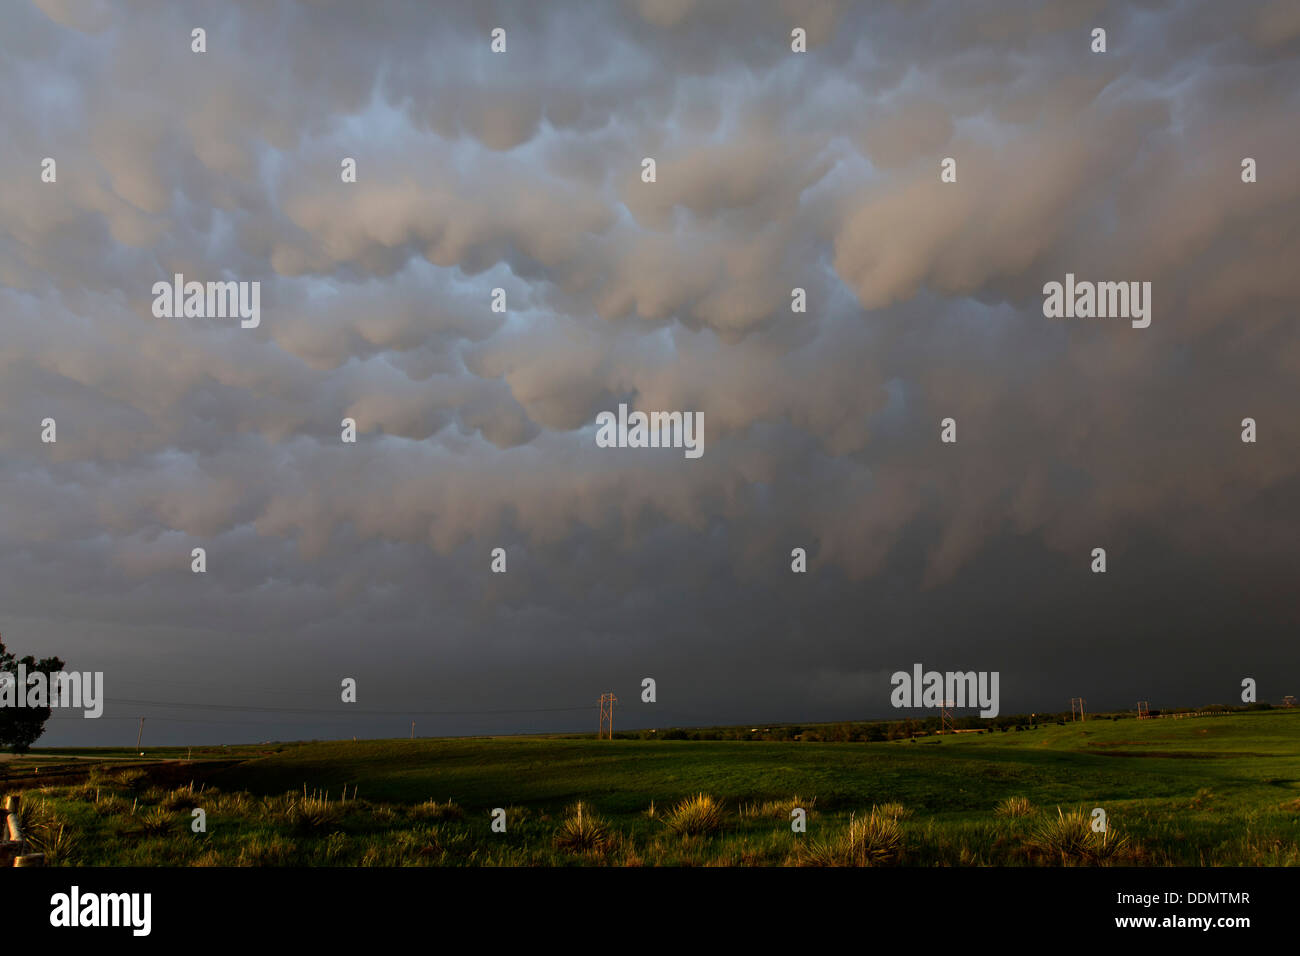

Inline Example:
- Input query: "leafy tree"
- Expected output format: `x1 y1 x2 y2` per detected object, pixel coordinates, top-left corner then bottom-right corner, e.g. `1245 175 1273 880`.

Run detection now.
0 634 66 753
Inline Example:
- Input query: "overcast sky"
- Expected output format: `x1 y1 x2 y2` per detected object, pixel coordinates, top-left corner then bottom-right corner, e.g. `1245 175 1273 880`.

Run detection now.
2 0 1298 746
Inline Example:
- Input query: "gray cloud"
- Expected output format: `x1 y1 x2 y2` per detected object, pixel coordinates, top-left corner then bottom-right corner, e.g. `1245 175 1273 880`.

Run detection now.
1 0 1297 744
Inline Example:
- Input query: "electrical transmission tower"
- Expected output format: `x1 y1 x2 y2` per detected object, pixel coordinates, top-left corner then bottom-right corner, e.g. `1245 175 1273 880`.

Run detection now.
1070 697 1086 722
1136 701 1149 720
940 699 956 734
598 693 617 740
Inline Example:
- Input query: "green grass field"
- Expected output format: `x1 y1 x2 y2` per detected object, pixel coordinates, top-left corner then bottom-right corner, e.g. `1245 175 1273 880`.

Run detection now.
6 710 1299 866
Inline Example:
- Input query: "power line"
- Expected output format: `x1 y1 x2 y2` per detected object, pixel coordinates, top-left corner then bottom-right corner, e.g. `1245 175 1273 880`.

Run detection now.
107 677 347 701
46 714 308 726
98 696 591 717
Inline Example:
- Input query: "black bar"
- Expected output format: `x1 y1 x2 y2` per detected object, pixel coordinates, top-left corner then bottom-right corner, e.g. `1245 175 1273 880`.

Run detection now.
6 866 1291 942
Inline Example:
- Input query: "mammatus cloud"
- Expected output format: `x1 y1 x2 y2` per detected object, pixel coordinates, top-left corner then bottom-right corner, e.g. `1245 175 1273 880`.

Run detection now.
0 0 1297 742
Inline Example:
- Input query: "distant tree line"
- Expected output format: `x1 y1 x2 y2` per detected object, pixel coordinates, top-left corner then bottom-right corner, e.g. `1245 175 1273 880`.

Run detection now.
617 701 1277 743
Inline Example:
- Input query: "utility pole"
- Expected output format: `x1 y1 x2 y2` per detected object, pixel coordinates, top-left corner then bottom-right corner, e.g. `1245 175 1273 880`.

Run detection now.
410 721 415 740
598 693 617 740
136 716 145 753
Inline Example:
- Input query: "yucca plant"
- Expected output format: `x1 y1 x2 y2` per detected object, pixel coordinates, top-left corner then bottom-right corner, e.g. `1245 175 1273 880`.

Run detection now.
209 790 253 815
410 798 464 822
286 793 342 832
844 809 905 865
1028 807 1131 864
114 769 148 791
1086 820 1133 863
237 836 296 866
795 808 905 866
92 793 130 817
554 801 612 852
136 807 176 836
320 830 352 864
995 795 1034 818
17 801 78 863
258 794 293 819
31 821 81 865
741 795 817 819
68 781 99 803
875 802 912 820
13 797 51 833
161 786 200 812
662 793 725 836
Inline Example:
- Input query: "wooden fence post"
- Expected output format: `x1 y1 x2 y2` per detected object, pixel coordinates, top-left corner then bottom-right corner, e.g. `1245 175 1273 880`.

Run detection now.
4 794 21 843
0 798 13 866
2 794 20 866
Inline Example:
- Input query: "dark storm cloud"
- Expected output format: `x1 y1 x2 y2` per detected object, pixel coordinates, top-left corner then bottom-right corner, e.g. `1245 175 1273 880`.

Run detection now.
1 0 1297 744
